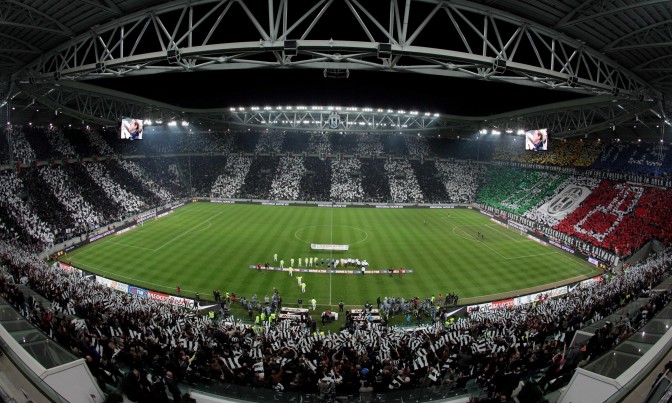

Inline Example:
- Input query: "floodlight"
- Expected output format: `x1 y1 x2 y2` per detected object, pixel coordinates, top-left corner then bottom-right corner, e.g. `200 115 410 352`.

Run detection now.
323 68 350 79
166 49 181 64
377 43 392 59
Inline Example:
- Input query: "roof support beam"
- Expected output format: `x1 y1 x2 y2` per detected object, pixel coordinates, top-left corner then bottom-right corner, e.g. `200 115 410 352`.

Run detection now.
5 0 75 35
555 0 671 29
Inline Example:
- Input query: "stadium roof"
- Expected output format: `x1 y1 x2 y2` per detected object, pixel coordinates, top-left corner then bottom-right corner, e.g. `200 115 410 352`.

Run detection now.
1 0 671 140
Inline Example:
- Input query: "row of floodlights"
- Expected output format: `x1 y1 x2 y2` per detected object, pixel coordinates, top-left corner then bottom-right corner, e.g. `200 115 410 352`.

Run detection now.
258 120 409 127
231 106 440 117
143 120 189 126
479 129 527 135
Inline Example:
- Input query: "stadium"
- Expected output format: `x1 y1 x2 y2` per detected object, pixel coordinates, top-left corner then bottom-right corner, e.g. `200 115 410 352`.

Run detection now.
0 1 672 403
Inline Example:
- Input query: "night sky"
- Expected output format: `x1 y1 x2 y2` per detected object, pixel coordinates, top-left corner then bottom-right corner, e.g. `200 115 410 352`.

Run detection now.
93 68 587 117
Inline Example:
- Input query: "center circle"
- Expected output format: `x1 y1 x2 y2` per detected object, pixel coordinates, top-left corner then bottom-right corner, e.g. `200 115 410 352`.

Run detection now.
293 225 369 246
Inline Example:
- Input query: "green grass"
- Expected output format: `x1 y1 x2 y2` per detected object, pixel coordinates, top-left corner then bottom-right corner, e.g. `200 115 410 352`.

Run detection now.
64 203 598 310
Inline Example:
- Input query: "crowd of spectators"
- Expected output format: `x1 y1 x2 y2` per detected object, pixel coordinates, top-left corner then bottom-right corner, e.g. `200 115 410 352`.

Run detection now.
523 176 601 228
553 180 672 258
21 170 78 245
299 157 331 201
329 133 358 154
117 160 174 203
255 132 285 154
84 163 147 216
0 171 55 247
385 159 424 203
210 156 252 198
238 157 279 199
592 142 672 176
357 133 384 157
405 135 431 159
184 156 228 197
9 128 37 162
1 126 672 263
134 158 188 199
435 162 487 204
491 139 602 168
330 159 364 202
309 133 332 156
0 238 669 401
477 168 568 216
360 159 391 202
269 157 306 200
39 166 104 235
410 160 449 204
46 128 78 158
86 129 116 156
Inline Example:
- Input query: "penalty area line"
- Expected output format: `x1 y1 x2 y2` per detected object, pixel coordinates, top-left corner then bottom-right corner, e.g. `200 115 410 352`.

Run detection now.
154 211 225 251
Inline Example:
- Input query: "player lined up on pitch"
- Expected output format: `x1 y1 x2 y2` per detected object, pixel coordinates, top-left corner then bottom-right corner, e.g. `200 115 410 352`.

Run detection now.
271 253 370 271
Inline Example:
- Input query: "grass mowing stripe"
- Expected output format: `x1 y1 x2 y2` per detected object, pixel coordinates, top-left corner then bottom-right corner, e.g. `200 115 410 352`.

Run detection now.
65 203 600 304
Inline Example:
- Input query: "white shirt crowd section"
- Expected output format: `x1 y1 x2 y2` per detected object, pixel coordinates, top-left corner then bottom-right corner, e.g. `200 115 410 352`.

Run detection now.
309 133 332 155
46 128 77 157
84 163 146 215
523 176 601 227
330 159 364 202
117 160 174 202
168 164 180 181
86 130 115 155
270 157 306 200
10 130 37 162
357 133 384 156
210 156 252 198
39 166 103 233
435 162 487 204
0 171 54 245
385 159 424 203
405 135 431 158
255 131 285 154
183 133 232 153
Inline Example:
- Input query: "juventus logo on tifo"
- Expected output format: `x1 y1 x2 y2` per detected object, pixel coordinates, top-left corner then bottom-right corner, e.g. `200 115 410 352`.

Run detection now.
328 112 341 129
547 186 585 216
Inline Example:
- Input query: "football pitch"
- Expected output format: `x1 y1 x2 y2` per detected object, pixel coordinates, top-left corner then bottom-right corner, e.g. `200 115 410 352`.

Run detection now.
64 203 598 308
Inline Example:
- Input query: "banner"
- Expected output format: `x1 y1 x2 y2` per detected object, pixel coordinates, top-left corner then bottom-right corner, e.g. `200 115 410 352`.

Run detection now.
128 286 148 298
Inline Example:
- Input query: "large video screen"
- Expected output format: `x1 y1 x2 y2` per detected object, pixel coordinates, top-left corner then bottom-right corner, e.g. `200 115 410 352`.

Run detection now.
524 128 548 151
120 117 143 140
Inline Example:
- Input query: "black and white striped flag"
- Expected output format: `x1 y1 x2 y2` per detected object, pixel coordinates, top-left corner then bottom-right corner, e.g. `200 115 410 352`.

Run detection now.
304 359 317 373
428 367 441 382
251 347 263 359
413 355 429 370
223 357 242 369
389 375 404 389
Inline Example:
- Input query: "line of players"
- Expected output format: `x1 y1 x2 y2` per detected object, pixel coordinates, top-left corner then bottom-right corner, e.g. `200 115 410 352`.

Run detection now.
273 253 369 270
